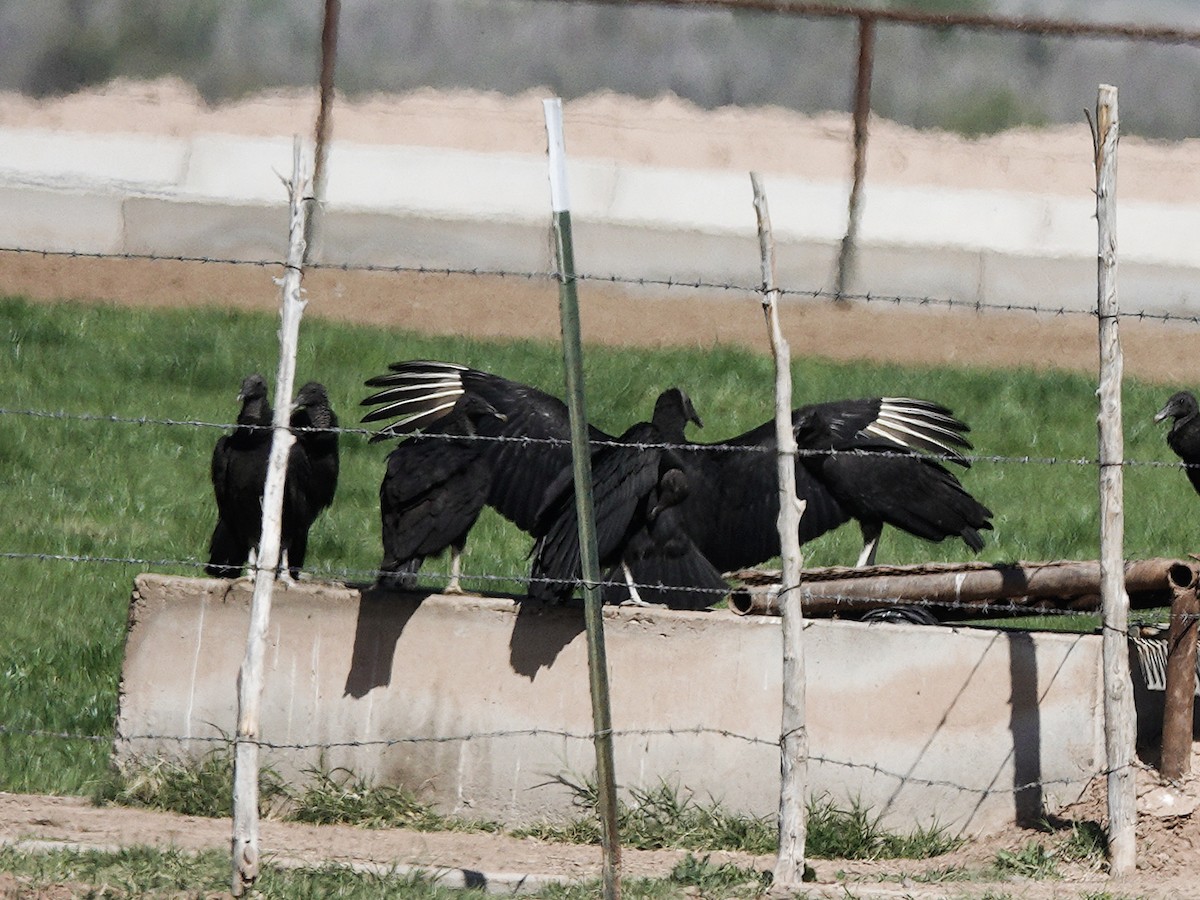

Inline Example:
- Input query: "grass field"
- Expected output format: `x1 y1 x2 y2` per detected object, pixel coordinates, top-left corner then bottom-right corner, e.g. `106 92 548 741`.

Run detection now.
0 293 1193 795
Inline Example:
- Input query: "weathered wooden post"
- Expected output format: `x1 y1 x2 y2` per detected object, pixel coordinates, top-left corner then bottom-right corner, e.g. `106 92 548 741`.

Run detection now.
1093 83 1136 877
834 13 876 300
304 0 341 264
751 172 809 888
230 140 311 896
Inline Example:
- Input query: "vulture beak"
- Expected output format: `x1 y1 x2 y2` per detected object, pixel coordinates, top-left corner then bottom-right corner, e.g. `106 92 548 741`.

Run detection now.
1154 402 1174 424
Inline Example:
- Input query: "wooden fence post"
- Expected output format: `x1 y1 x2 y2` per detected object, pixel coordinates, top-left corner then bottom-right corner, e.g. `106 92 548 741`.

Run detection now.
834 13 876 299
751 172 809 889
303 0 340 264
1093 83 1137 878
230 139 311 897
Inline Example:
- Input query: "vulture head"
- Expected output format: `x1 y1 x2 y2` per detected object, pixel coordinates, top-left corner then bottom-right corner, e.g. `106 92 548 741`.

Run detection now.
652 387 702 434
1154 390 1199 427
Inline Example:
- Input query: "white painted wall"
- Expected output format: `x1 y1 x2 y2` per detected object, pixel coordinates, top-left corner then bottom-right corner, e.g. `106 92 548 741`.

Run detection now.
5 125 1200 314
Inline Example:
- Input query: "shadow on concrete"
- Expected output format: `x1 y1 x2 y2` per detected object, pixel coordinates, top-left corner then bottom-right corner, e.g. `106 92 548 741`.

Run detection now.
343 585 425 698
1007 630 1044 828
509 597 585 680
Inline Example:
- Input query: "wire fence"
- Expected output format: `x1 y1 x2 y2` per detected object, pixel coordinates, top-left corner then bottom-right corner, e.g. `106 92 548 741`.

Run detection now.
4 2 1200 888
9 244 1200 326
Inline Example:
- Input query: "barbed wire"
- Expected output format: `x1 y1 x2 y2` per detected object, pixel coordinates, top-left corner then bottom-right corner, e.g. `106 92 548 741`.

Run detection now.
5 244 1200 327
0 722 1144 800
1 404 1195 474
5 548 1192 634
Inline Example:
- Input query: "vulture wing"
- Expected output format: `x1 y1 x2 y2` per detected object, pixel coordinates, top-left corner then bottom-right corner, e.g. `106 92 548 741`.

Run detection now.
795 401 991 559
362 360 615 533
529 420 663 602
377 395 501 586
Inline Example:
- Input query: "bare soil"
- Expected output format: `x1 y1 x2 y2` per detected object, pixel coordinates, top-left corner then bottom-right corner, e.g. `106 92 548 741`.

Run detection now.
3 82 1200 897
2 762 1200 898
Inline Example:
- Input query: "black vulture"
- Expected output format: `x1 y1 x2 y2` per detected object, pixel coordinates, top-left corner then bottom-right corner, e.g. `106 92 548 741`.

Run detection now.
529 388 728 609
284 381 340 578
361 360 614 533
360 360 990 576
661 396 987 569
792 401 992 566
377 394 506 593
205 377 340 581
206 373 273 578
1155 391 1200 496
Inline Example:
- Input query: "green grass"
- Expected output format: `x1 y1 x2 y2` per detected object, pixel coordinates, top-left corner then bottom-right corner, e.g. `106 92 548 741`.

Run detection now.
0 293 1194 796
0 844 777 898
513 779 778 854
0 844 657 899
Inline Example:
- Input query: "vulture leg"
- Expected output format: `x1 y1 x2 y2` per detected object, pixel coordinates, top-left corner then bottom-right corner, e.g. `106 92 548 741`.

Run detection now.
444 546 464 596
618 561 655 607
274 547 296 584
857 521 883 568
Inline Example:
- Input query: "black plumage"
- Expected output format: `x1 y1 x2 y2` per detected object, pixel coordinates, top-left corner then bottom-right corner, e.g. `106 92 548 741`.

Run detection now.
362 360 613 533
206 373 273 578
792 401 992 566
377 394 506 593
1155 390 1200 495
360 360 991 578
529 388 728 609
660 396 987 569
284 381 340 578
205 376 339 580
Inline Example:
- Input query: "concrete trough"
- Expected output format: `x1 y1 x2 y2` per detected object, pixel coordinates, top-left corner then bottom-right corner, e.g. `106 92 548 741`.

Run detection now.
115 574 1110 836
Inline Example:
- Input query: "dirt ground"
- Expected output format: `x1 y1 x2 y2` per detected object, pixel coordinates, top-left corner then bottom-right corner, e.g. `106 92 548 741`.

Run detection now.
4 82 1200 897
1 757 1200 899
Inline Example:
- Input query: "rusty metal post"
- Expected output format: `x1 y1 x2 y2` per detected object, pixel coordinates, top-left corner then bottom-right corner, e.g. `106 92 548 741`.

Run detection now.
834 13 876 300
1161 565 1199 781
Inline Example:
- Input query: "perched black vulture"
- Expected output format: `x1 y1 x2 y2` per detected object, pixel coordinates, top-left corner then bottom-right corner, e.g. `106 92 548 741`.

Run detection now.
1155 391 1200 497
361 360 614 533
377 394 506 593
283 381 340 578
206 374 273 578
792 402 992 566
660 396 985 569
205 377 340 581
529 388 728 609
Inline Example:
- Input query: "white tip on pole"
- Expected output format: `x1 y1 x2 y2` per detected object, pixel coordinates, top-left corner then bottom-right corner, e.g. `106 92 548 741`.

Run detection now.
543 98 570 213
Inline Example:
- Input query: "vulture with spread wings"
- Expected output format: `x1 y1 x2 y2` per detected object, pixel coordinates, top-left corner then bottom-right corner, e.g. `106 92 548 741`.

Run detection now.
360 360 992 594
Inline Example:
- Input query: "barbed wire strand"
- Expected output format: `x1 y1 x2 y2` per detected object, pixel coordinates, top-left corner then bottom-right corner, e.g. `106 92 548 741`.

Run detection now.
0 723 1150 800
4 245 1200 327
1 405 1197 474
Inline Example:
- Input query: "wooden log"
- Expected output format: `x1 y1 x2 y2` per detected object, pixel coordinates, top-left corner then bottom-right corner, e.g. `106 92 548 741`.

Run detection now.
729 558 1197 617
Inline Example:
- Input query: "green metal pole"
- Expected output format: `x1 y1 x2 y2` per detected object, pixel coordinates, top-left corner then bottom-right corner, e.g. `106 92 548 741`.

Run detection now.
543 98 622 900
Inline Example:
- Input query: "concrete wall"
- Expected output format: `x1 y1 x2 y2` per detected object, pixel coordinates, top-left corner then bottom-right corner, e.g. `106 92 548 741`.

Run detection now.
116 574 1106 837
6 125 1200 315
